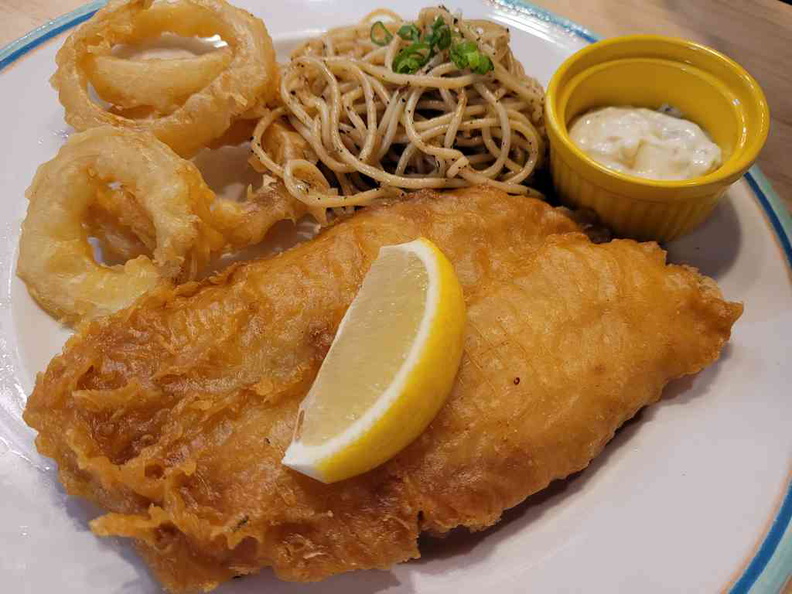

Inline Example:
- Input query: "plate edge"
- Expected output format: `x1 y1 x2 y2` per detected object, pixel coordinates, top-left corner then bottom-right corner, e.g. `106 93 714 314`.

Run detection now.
0 1 106 72
0 0 790 592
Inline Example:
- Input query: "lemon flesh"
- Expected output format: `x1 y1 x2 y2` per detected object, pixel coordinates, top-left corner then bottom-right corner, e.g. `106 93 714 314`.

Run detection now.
282 238 466 483
299 247 428 445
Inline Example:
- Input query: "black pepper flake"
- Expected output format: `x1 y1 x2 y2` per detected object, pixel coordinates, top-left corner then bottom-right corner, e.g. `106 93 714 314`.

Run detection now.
513 377 521 385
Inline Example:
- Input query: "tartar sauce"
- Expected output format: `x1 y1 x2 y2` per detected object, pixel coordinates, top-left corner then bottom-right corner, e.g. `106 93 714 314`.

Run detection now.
569 106 722 181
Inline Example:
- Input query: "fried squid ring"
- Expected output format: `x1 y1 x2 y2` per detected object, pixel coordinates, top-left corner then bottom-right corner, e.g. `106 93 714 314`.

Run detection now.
17 127 223 326
52 0 277 157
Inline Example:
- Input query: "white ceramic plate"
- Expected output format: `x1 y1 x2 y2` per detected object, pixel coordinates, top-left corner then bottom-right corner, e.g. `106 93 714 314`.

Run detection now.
0 1 790 593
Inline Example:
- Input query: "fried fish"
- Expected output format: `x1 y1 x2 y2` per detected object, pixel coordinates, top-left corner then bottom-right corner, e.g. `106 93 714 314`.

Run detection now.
24 187 742 591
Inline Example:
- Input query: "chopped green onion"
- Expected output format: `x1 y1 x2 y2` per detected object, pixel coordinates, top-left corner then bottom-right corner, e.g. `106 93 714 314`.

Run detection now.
393 56 420 74
370 21 393 46
387 16 493 76
397 23 421 41
449 40 493 74
449 40 475 68
425 16 451 50
392 41 433 74
473 53 493 74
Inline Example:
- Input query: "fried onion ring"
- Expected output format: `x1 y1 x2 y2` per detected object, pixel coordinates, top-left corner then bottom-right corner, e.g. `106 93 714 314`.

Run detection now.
85 185 157 263
17 127 223 325
81 113 306 257
86 50 232 113
52 0 277 157
84 124 307 257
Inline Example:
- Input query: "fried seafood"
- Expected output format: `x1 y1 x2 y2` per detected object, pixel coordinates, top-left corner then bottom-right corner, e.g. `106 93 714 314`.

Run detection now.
52 0 277 157
87 176 308 259
17 127 224 325
24 188 741 591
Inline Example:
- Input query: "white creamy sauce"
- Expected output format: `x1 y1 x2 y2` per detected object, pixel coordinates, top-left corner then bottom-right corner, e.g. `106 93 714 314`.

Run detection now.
569 106 722 181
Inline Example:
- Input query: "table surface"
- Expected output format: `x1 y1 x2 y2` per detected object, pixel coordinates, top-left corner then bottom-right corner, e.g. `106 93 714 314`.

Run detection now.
1 0 790 209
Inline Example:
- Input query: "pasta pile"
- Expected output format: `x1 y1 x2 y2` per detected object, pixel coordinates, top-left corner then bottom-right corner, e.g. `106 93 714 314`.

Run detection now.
251 7 547 213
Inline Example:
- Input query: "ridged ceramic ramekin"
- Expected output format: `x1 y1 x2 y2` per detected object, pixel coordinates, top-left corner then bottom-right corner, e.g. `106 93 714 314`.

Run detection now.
545 35 770 242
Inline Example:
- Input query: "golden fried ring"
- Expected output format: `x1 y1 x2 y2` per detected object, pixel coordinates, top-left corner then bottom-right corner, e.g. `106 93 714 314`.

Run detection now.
84 1 239 114
93 185 157 252
86 50 232 114
84 115 305 256
52 0 277 157
17 127 222 325
88 170 307 256
85 185 157 263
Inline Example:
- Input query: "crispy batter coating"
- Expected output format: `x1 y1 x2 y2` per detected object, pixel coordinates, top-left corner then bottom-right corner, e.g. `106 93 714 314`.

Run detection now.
17 127 225 326
52 0 278 157
24 188 741 591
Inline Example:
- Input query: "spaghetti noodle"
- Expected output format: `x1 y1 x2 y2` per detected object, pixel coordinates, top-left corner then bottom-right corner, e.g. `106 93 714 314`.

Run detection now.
251 7 547 216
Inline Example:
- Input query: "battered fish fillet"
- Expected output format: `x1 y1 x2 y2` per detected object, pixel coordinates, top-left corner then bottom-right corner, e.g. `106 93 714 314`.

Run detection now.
24 187 742 592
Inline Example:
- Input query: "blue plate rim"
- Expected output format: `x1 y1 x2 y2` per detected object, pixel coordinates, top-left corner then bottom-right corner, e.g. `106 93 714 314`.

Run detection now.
0 1 790 592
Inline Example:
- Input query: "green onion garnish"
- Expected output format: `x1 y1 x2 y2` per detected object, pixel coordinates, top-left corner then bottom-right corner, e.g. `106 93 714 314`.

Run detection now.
450 40 493 74
370 21 393 46
387 15 494 75
397 23 421 41
425 16 451 50
393 41 432 74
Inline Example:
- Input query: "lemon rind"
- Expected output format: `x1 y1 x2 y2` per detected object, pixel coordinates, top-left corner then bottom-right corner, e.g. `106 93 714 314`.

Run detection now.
282 238 465 483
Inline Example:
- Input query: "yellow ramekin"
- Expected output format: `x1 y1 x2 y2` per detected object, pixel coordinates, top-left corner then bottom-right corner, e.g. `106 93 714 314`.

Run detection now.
545 35 770 242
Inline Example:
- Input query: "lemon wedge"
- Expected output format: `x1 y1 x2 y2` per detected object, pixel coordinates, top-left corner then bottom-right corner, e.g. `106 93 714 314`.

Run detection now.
282 238 466 483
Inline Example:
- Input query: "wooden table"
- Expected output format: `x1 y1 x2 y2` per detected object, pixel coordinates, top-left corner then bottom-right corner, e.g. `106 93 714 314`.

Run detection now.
1 0 790 208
